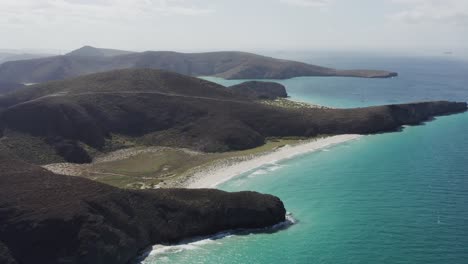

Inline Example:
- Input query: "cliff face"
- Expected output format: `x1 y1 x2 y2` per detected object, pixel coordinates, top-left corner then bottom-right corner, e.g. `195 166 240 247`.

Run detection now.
230 81 288 100
382 102 467 125
306 101 468 135
0 157 286 264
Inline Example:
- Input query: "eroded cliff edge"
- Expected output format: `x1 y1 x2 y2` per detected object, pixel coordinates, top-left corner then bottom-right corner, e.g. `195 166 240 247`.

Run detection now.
0 157 286 264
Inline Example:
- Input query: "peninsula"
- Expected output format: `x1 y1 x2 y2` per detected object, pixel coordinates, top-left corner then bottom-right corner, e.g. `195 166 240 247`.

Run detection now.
0 46 397 84
0 156 285 264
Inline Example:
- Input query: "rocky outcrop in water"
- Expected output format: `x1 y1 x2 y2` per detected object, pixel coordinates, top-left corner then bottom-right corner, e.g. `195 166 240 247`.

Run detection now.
0 157 286 264
230 81 288 100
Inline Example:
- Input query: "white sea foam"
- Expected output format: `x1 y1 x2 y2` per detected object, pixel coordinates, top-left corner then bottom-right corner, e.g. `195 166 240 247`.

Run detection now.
267 164 283 172
251 169 268 175
138 213 297 263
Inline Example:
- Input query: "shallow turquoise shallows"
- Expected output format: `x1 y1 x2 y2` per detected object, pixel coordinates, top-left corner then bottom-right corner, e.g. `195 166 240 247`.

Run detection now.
142 56 468 264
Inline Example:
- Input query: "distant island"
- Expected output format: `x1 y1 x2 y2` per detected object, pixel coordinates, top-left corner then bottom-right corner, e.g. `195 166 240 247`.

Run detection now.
0 46 398 85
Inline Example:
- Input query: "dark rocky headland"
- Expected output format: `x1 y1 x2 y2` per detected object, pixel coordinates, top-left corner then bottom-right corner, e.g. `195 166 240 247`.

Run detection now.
0 156 286 264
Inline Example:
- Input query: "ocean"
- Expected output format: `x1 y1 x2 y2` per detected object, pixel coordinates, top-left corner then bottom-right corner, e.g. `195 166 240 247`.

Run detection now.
142 54 468 264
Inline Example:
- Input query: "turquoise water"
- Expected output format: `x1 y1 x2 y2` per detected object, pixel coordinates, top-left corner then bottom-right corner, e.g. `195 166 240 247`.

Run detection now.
203 56 468 108
143 56 468 263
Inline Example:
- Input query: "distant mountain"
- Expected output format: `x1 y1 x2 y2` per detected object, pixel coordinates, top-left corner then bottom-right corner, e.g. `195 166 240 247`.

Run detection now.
66 45 134 57
0 46 397 84
0 81 25 94
0 69 463 164
0 52 54 64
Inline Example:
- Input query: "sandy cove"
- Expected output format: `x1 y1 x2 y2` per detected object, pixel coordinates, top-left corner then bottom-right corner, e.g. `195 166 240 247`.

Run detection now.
185 134 363 189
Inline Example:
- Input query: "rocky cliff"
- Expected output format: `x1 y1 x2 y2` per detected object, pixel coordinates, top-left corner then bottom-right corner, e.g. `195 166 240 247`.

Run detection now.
0 157 286 264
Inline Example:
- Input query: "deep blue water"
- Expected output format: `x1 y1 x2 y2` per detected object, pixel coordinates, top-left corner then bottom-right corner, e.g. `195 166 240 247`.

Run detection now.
143 55 468 264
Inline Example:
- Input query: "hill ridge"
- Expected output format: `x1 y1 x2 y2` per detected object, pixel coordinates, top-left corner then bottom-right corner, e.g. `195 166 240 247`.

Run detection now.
0 48 398 84
0 69 464 164
66 45 135 57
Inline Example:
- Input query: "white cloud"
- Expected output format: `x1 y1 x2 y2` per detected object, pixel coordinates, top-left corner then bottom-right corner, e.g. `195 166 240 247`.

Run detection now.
0 0 465 53
389 0 468 25
0 0 214 26
279 0 331 7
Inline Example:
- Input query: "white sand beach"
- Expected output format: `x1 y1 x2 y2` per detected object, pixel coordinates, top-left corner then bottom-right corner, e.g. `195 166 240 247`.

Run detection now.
186 134 363 189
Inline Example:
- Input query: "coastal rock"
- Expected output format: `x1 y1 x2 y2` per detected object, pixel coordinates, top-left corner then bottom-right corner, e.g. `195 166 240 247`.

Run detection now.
0 157 286 264
327 101 468 134
230 81 288 100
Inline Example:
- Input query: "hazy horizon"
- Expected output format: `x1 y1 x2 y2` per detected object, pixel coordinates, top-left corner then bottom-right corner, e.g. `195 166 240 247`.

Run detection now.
1 46 467 63
1 0 467 58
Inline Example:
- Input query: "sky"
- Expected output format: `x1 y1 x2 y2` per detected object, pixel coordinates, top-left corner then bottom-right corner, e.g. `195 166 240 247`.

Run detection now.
1 0 467 56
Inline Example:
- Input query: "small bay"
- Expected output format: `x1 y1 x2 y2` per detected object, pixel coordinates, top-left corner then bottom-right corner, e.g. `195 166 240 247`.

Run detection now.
143 55 468 264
